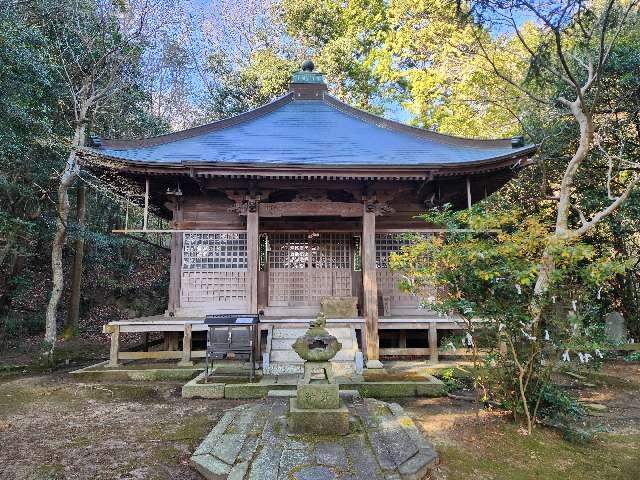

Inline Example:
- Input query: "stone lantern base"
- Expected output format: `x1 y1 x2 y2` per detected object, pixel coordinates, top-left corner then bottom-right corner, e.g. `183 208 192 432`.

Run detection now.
289 366 350 435
191 397 439 480
288 397 350 435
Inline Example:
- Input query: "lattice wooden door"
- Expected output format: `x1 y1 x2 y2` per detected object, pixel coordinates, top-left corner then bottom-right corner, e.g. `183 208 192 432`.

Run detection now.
180 232 249 313
267 233 353 309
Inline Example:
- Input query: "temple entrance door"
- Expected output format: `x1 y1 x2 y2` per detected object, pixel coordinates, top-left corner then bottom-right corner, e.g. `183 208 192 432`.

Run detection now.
266 232 353 315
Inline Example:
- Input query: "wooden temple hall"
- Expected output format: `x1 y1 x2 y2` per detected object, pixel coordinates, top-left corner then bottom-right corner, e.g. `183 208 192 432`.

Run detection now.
82 61 535 372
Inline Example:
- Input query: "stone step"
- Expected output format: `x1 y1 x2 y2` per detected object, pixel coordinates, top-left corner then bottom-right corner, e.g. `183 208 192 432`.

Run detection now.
267 389 362 399
267 389 296 398
266 361 356 376
270 349 356 363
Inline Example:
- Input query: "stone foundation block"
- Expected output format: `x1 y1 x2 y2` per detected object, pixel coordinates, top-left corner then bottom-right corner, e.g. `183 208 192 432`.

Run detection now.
416 379 446 397
182 381 225 399
288 398 349 435
223 383 274 399
353 382 417 398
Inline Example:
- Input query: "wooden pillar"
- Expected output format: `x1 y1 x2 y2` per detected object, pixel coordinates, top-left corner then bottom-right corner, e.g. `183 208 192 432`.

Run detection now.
466 176 472 210
165 332 179 351
362 207 379 362
178 323 193 366
428 321 439 363
246 207 259 314
167 200 183 315
143 178 150 230
109 325 120 367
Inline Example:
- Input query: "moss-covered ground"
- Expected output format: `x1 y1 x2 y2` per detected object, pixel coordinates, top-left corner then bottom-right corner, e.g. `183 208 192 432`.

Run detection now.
0 338 109 383
400 360 640 480
436 427 639 480
0 374 245 479
1 353 638 479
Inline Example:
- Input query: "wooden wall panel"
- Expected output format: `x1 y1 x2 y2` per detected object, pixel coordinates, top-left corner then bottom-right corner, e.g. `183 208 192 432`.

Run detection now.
179 195 244 230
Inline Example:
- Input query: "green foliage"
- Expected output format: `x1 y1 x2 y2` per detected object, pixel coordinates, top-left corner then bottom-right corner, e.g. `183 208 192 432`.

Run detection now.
374 0 520 137
537 383 585 420
624 351 640 362
391 205 628 340
1 312 45 340
0 1 170 341
439 334 465 351
0 4 63 271
390 205 625 426
436 367 465 393
203 0 389 117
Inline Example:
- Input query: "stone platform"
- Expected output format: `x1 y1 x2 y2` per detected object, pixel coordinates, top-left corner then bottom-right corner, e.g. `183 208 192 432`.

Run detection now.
190 397 437 480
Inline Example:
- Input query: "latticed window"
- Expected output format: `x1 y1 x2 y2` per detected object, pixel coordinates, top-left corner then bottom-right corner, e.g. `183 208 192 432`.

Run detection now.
375 233 428 269
375 232 437 313
268 233 352 270
182 233 247 270
266 232 354 307
180 233 249 309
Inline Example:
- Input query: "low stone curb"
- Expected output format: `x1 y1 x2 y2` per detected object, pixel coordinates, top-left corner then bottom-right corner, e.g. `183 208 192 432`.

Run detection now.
71 361 202 382
182 373 446 400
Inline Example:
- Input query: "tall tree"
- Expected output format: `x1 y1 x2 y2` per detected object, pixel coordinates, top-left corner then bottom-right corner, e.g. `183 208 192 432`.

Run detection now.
468 1 640 322
194 0 389 119
64 184 85 339
0 2 62 314
376 0 522 136
38 0 173 357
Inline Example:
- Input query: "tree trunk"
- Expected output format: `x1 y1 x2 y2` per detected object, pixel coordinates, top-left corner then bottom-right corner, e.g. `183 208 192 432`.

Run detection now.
63 184 87 339
530 248 555 325
530 100 594 319
43 120 86 357
0 232 16 313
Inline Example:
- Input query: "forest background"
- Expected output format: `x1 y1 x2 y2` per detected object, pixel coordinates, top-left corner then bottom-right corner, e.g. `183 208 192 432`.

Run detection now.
1 0 638 359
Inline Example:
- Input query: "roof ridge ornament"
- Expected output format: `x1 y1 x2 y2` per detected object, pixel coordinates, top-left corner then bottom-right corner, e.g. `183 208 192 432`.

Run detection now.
292 59 325 85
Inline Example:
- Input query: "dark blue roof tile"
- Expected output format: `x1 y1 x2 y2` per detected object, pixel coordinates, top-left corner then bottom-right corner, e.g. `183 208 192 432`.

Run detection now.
95 98 534 167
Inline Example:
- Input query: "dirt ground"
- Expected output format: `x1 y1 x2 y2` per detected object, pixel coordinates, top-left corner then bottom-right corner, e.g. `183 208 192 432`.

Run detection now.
1 360 639 480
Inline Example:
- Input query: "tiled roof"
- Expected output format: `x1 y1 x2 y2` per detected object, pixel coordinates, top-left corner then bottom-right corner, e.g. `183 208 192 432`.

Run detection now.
93 94 535 167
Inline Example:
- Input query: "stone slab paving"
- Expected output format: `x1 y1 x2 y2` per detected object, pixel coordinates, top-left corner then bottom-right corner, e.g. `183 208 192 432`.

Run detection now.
190 397 437 480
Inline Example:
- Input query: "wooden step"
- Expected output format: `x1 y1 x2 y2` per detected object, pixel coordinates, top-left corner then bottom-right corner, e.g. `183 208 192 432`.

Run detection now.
271 327 353 339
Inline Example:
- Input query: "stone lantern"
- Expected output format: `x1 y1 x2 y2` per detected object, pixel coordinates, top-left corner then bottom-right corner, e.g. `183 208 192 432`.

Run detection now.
288 313 350 435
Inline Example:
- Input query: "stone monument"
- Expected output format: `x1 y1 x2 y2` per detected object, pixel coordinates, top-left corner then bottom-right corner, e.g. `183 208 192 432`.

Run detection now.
604 312 627 344
288 313 350 435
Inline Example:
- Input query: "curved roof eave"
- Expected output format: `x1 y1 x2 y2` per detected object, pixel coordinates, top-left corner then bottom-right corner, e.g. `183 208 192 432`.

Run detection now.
79 144 536 175
85 90 537 169
100 92 296 149
97 91 526 151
